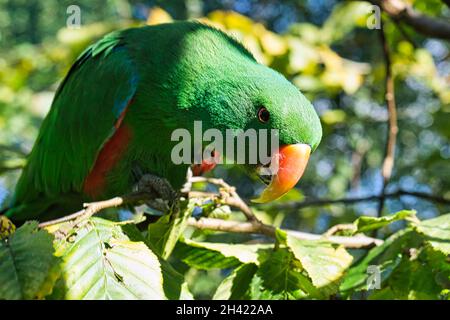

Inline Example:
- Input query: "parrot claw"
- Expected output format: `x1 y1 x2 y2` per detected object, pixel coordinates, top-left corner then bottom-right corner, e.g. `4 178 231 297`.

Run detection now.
145 199 171 213
136 174 177 213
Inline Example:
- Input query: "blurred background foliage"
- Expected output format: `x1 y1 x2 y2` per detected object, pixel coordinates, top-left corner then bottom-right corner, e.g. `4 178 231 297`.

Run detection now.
0 0 449 299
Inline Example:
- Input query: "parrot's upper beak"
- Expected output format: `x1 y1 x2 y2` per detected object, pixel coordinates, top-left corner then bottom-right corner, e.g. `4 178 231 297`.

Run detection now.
252 143 311 203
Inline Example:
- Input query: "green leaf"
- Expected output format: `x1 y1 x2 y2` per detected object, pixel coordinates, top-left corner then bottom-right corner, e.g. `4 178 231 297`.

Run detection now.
258 248 321 299
340 228 416 293
54 217 166 300
414 213 450 255
353 210 416 234
371 255 443 300
213 263 258 300
103 222 191 300
0 222 59 299
159 258 193 300
175 239 271 270
284 233 353 291
340 214 450 299
147 198 195 259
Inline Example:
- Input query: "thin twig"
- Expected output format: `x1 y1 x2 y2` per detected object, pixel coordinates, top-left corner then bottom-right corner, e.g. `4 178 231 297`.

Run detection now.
378 17 398 217
190 176 259 222
0 164 24 173
38 178 383 248
324 224 356 237
270 189 450 211
38 192 148 228
187 217 382 248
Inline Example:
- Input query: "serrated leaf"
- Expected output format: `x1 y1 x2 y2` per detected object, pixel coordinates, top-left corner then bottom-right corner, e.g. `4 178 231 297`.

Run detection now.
372 257 443 300
119 223 191 300
284 234 353 290
0 222 58 299
247 274 287 300
213 263 257 300
353 210 416 234
159 258 193 300
340 228 416 293
55 217 166 300
147 199 195 259
175 239 272 270
258 249 321 299
414 213 450 254
339 217 450 300
184 239 271 264
175 243 237 270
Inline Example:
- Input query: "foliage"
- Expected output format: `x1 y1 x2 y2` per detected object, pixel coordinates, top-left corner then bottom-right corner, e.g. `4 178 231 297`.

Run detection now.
0 1 449 300
341 213 450 299
49 218 166 299
0 209 448 300
0 222 59 299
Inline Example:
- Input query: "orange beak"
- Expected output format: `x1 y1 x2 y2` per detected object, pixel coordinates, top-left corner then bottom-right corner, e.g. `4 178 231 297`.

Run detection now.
252 143 311 203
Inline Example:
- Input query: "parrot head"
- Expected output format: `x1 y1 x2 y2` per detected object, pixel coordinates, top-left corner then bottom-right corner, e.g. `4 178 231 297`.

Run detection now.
208 67 322 203
170 24 322 203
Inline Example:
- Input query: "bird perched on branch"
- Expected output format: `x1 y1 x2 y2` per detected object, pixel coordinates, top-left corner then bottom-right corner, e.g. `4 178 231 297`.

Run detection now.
5 21 322 222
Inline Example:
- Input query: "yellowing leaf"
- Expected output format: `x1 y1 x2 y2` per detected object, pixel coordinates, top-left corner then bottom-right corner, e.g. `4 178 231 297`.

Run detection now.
0 222 58 300
285 235 353 289
321 109 347 125
0 215 15 240
146 7 172 26
287 37 319 73
260 30 287 56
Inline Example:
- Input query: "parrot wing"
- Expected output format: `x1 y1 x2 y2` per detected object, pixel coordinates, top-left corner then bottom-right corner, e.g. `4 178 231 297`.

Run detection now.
8 31 139 221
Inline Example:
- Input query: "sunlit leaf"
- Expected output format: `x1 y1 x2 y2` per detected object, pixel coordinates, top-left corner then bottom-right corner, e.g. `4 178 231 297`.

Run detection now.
54 218 166 300
147 198 195 259
258 248 320 299
353 210 417 234
213 263 257 300
414 213 450 255
277 230 353 293
0 222 59 299
175 238 271 270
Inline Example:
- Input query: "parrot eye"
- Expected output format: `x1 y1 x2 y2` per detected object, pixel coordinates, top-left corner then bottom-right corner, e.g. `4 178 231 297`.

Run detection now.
257 107 270 123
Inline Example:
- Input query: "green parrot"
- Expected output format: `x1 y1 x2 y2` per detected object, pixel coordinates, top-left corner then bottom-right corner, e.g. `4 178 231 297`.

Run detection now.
4 21 322 223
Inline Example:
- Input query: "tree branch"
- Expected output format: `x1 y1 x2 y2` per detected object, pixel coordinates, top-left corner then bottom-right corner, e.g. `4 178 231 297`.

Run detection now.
38 177 383 248
189 176 260 222
186 217 382 248
377 16 398 217
364 0 450 40
271 189 450 211
38 192 148 228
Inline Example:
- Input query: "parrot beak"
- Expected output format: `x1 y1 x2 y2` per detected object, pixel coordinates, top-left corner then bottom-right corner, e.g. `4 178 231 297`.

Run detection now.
252 143 311 203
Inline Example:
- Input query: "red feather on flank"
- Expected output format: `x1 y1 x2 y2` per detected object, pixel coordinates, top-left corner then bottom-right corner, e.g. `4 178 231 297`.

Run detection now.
83 101 133 198
83 124 132 197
